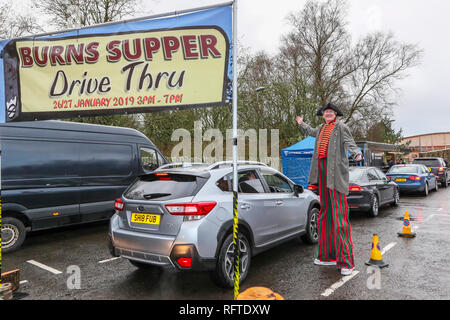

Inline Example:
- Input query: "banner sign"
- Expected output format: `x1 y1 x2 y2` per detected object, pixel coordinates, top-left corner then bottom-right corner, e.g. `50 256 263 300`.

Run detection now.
0 5 232 122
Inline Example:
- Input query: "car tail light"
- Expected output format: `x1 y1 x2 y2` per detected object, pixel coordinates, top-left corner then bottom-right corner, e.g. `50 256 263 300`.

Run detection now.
177 257 192 268
155 172 171 180
349 185 363 192
408 176 422 181
114 198 125 211
165 202 217 216
438 167 445 173
308 185 318 191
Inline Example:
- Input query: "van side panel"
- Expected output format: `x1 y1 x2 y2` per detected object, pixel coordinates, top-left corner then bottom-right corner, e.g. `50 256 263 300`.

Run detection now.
79 142 137 222
1 138 81 230
0 121 165 233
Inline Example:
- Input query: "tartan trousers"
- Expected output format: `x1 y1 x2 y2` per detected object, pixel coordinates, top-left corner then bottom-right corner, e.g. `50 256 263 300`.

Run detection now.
317 157 354 269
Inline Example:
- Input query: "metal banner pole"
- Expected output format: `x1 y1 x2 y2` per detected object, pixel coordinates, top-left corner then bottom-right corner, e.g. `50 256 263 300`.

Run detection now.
231 0 240 300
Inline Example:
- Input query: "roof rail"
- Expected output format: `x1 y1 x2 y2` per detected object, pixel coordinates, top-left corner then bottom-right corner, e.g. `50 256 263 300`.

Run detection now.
156 162 208 170
207 161 269 170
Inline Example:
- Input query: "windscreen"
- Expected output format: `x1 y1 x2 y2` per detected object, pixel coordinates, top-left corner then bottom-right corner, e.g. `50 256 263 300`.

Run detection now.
388 166 419 174
125 174 200 200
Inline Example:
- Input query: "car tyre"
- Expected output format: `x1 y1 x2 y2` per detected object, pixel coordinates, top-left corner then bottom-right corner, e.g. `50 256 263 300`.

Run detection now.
443 175 448 188
391 188 400 207
368 195 379 217
301 207 319 244
434 179 439 192
1 217 27 254
423 183 429 196
211 233 251 289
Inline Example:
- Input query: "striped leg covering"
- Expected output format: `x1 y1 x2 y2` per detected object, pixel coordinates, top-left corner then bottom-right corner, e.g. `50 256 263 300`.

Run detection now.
317 158 354 269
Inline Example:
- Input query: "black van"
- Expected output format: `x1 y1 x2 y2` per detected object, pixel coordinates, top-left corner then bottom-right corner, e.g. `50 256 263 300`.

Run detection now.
0 120 168 253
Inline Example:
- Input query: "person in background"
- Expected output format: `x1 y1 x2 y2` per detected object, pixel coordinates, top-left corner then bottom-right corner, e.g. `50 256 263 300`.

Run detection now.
296 103 362 276
388 158 395 168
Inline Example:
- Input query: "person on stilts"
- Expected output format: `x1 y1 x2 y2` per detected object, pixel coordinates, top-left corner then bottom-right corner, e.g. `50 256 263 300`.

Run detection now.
296 103 362 276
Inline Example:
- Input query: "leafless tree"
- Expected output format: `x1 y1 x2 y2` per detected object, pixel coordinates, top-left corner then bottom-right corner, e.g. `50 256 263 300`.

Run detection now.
0 2 42 39
33 0 144 29
344 31 422 124
284 0 422 126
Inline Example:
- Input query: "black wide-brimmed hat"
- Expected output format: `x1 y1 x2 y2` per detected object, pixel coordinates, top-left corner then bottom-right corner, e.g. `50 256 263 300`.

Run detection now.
316 103 344 117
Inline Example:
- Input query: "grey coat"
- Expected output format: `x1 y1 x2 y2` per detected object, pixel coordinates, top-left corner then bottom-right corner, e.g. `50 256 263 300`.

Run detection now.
298 120 362 195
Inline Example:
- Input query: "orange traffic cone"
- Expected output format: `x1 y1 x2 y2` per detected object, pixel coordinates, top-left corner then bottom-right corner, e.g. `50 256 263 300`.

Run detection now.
365 234 389 268
398 211 416 238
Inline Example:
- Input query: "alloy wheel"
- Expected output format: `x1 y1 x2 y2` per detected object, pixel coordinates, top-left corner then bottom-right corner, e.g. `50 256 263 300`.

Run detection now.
224 238 249 283
310 208 319 241
372 196 379 216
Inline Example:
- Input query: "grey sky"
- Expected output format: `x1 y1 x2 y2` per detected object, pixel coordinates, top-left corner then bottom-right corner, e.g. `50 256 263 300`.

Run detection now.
10 0 450 137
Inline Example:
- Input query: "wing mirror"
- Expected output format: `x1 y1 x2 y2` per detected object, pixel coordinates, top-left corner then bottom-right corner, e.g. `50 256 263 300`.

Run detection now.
294 184 304 197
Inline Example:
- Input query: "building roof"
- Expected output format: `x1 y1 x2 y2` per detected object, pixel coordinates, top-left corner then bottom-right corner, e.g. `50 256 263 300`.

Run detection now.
402 132 450 139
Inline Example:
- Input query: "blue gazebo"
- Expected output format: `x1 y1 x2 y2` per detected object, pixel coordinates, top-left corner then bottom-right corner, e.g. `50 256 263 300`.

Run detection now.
281 136 316 187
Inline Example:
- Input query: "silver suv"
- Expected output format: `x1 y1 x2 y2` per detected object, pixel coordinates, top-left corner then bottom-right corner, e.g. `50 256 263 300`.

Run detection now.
108 161 320 288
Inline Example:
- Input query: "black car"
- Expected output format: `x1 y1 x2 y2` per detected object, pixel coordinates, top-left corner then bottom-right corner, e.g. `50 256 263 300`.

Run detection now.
307 167 399 217
347 167 399 217
0 120 168 253
412 157 449 188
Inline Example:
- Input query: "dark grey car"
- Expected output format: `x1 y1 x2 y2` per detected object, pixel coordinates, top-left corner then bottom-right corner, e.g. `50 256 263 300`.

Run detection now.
109 161 320 288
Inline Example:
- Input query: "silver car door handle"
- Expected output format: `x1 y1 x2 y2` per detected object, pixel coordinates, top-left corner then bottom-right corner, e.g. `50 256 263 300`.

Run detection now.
276 200 283 206
240 203 251 210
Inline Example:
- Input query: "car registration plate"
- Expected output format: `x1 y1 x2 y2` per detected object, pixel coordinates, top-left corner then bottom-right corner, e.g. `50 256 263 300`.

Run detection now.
131 213 161 225
396 178 407 182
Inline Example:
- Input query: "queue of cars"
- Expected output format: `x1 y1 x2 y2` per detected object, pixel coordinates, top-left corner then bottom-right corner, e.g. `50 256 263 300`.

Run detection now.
308 157 447 217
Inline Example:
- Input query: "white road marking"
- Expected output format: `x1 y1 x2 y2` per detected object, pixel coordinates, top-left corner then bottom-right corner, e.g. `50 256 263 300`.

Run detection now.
321 270 360 297
381 242 397 255
20 280 28 285
26 260 62 275
321 242 397 297
98 257 121 264
423 214 437 223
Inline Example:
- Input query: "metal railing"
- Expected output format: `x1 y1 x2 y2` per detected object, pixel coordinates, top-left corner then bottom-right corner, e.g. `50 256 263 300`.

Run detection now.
156 162 208 170
155 160 269 171
207 160 269 170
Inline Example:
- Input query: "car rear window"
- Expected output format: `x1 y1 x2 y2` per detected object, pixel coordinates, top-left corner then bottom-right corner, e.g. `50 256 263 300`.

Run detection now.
413 159 441 167
388 166 419 174
124 174 204 200
349 169 366 182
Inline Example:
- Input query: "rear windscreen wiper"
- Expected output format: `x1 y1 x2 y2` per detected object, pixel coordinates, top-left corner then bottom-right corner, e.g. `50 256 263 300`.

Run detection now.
143 193 172 199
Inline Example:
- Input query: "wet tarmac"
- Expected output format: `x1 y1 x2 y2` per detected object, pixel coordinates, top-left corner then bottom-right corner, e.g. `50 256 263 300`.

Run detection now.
3 187 450 300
